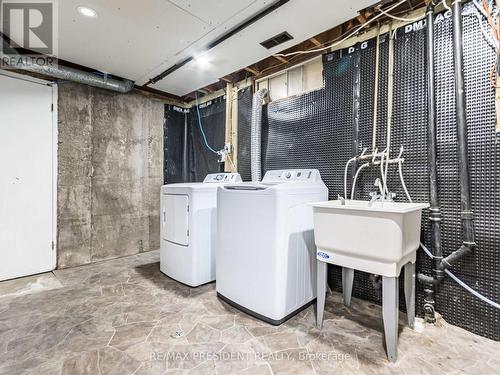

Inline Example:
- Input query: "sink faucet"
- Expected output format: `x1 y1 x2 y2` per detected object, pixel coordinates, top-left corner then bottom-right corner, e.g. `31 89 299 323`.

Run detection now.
370 179 396 205
369 192 383 204
338 194 346 205
374 178 384 196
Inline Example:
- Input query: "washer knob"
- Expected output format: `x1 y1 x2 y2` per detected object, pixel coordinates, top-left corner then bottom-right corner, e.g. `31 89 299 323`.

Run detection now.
285 172 292 179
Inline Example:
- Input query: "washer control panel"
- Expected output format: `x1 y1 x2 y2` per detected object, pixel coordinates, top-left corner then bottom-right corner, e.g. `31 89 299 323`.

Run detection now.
204 173 242 183
262 169 321 183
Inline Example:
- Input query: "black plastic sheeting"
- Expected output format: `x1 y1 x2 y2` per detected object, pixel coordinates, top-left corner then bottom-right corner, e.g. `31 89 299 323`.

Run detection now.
164 107 187 184
164 97 226 183
238 5 499 340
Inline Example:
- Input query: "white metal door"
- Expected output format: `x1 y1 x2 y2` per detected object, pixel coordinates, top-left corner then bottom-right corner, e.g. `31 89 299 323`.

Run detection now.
0 74 56 281
163 194 189 246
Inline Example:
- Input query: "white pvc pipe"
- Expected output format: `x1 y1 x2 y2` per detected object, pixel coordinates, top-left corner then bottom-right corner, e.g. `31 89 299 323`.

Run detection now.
351 163 370 199
384 26 395 198
372 28 381 152
399 160 413 203
380 149 387 197
344 157 357 199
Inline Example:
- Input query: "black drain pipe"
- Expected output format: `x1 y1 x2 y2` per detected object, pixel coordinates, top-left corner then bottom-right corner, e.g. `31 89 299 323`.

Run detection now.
418 0 443 323
417 0 476 322
447 0 476 263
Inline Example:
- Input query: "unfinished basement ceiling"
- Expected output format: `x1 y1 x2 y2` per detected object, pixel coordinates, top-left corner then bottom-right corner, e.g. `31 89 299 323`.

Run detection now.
58 0 377 96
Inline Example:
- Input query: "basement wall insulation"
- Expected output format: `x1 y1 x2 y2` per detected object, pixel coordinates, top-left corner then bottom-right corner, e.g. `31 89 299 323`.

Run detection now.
165 97 226 183
238 4 499 340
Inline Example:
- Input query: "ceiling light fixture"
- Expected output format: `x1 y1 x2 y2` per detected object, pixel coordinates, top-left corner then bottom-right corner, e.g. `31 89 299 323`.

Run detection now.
77 6 98 18
194 54 211 69
145 0 290 85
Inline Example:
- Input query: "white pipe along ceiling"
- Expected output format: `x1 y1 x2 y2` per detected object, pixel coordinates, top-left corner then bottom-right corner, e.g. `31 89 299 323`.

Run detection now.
57 0 377 96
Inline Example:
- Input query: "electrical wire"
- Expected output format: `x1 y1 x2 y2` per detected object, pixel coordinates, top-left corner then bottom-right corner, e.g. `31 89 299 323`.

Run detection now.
194 92 218 154
274 0 409 58
465 0 498 50
376 5 422 22
482 0 500 40
465 0 500 87
419 243 500 309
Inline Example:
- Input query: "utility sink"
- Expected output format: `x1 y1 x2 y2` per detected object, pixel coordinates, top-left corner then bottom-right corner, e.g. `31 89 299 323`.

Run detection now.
311 200 429 277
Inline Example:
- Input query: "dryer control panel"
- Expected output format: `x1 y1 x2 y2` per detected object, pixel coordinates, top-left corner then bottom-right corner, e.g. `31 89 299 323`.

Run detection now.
262 169 322 183
203 173 242 183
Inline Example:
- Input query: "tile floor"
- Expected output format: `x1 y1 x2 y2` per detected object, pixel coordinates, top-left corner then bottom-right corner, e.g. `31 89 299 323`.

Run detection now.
0 251 498 375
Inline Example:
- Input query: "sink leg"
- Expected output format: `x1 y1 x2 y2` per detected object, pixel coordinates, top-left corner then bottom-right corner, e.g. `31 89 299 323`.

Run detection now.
382 276 399 363
404 262 416 329
342 267 354 307
316 260 327 329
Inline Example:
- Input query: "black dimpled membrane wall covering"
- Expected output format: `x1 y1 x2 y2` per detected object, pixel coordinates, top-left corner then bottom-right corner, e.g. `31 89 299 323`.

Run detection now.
165 96 226 183
238 4 499 340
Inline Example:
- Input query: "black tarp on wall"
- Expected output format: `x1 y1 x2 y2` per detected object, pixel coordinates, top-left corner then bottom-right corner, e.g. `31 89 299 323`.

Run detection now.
238 5 499 340
164 97 226 183
189 97 226 182
164 106 188 184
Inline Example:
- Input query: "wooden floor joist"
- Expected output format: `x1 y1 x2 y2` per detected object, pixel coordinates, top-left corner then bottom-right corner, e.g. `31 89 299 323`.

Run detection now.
309 37 323 47
244 66 259 75
193 0 427 98
273 55 288 63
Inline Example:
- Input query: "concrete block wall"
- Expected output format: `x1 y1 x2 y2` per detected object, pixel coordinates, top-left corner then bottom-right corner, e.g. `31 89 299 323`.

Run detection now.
57 82 164 268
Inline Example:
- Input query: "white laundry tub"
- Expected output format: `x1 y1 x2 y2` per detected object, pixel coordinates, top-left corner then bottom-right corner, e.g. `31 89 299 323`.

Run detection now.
311 200 429 276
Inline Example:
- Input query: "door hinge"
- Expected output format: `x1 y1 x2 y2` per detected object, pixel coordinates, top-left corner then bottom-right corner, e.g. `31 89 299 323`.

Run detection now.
51 103 54 112
187 205 190 212
51 241 55 250
187 229 189 237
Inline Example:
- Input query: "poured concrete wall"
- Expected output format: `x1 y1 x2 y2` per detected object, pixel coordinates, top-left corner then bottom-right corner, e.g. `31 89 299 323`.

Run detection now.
57 82 164 268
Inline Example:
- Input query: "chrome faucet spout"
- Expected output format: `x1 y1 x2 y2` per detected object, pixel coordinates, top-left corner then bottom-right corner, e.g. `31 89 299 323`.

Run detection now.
369 192 382 205
338 194 346 205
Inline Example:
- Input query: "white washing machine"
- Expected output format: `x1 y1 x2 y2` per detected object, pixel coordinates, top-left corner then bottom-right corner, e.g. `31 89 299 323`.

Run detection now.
160 173 242 287
216 169 328 324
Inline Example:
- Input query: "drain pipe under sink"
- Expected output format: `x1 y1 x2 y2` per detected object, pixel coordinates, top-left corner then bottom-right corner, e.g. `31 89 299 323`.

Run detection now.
416 0 476 322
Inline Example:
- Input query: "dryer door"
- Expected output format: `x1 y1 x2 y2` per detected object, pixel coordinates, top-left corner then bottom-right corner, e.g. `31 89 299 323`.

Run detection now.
162 194 189 246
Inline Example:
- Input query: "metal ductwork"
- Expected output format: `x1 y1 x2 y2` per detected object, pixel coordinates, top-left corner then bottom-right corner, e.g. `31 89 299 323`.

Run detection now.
250 88 268 182
1 36 134 93
11 59 135 93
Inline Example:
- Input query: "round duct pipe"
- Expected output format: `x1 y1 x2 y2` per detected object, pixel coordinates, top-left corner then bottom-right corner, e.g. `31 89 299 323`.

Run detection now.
250 88 269 182
12 60 135 93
